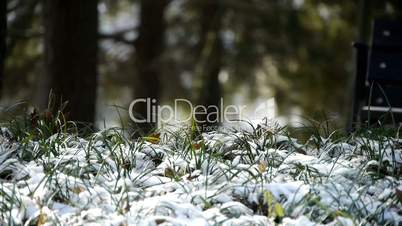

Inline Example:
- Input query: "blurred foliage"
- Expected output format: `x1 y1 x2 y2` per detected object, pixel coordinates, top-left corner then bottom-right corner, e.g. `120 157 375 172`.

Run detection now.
3 0 402 126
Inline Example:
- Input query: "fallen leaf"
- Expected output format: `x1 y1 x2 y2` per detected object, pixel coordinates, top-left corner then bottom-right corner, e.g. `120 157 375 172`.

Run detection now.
258 161 268 173
37 209 47 226
143 133 160 144
72 186 85 194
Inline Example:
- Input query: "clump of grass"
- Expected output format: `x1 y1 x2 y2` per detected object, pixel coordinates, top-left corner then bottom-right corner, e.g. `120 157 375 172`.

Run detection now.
0 184 21 225
0 95 79 144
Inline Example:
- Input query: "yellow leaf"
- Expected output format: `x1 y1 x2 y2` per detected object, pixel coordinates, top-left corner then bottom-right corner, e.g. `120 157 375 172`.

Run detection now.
143 133 160 144
72 186 85 194
258 161 268 173
263 191 274 206
274 203 285 218
37 210 47 226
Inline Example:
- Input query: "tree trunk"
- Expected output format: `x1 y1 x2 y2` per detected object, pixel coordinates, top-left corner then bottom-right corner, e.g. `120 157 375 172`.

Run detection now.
6 0 39 58
194 0 223 131
132 0 168 135
43 0 98 125
0 0 6 98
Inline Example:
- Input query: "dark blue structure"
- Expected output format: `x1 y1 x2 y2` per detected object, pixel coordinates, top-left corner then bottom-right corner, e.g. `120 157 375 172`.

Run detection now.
350 20 402 128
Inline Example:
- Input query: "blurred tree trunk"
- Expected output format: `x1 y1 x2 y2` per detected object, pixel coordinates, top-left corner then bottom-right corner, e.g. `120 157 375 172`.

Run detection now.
132 0 168 135
6 0 39 58
43 0 98 125
0 0 6 98
194 0 223 131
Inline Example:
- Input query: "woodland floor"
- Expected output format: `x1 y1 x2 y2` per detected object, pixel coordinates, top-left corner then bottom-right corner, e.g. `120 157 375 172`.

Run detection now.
0 120 401 225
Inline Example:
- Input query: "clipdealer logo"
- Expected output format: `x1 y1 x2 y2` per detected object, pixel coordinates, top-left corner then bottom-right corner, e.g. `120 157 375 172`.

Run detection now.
128 98 247 124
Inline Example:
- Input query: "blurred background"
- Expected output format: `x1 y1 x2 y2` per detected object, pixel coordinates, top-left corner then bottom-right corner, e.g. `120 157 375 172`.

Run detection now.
1 0 401 130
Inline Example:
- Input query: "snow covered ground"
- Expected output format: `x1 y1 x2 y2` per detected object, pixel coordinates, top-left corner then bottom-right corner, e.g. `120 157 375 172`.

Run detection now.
0 122 401 225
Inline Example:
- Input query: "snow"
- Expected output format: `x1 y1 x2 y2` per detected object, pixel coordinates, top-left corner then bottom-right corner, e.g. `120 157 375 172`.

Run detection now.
0 125 401 225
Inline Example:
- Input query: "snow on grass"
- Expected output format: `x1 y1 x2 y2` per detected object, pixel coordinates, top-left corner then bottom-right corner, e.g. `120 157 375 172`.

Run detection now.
0 121 401 225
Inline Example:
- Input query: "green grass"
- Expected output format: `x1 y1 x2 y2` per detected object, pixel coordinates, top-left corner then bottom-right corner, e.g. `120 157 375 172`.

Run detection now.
0 106 400 225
